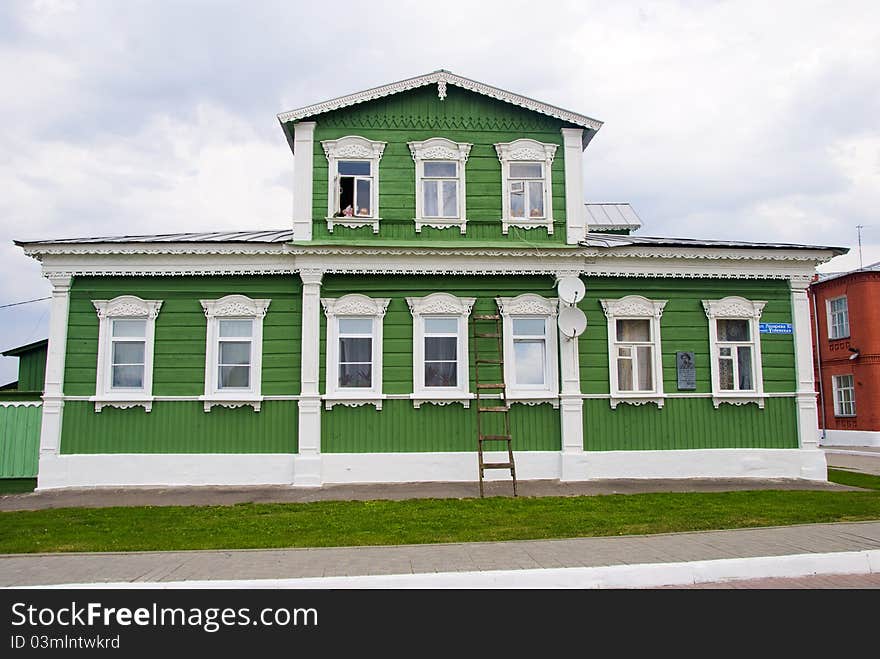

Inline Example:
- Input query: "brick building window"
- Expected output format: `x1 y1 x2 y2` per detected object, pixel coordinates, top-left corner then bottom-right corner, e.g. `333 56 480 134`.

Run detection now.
832 374 856 417
827 296 850 339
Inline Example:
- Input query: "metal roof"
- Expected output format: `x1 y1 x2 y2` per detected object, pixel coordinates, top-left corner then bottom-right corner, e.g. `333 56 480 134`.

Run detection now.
277 70 603 150
815 260 880 283
580 232 847 253
1 338 48 357
585 203 642 230
15 230 294 246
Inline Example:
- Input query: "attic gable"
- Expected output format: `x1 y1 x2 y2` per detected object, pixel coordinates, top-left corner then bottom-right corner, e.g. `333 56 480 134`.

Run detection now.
278 70 602 149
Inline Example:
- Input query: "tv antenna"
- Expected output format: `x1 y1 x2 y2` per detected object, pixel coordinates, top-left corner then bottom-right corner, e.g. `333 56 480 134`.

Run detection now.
856 224 864 270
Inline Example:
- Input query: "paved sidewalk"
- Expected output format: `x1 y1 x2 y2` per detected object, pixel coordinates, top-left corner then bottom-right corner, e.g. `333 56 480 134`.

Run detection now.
3 521 879 588
824 448 880 476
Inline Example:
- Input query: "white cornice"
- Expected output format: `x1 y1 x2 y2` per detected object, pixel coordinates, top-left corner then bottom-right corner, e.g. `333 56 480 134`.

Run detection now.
277 70 604 133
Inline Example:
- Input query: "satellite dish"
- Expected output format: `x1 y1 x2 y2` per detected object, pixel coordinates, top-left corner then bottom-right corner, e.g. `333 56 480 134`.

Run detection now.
557 277 585 305
558 306 587 339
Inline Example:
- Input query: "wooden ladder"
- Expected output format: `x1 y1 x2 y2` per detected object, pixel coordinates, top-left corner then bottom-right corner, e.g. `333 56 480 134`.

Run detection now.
471 313 517 498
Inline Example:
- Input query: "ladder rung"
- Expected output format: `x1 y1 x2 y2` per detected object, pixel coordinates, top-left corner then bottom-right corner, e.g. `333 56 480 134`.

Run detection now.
474 332 501 338
478 406 509 413
476 383 505 389
473 314 501 320
479 435 512 441
475 359 503 364
481 462 514 470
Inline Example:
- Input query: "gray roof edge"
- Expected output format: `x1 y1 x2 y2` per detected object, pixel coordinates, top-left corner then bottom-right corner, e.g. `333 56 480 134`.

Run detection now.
581 233 848 254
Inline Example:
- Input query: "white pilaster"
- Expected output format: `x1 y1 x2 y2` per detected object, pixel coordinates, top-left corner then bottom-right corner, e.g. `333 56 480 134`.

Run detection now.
561 128 585 245
292 121 316 242
557 288 585 480
790 277 821 455
295 270 323 485
38 276 71 459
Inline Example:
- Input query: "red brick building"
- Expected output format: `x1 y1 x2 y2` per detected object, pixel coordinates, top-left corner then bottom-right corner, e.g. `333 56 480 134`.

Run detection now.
809 262 880 446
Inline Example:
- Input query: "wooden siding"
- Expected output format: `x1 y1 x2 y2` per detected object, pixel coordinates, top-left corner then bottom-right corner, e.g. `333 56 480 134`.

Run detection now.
309 85 571 243
17 345 47 393
323 400 560 453
583 397 798 450
60 401 297 454
578 277 796 395
0 404 41 478
65 276 302 397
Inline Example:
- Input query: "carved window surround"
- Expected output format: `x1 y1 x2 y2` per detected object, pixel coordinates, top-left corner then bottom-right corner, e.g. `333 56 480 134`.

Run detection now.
703 296 767 409
408 138 472 234
495 139 557 235
600 295 667 410
91 295 163 413
200 294 271 412
322 135 386 234
497 294 560 406
407 292 476 408
322 294 390 410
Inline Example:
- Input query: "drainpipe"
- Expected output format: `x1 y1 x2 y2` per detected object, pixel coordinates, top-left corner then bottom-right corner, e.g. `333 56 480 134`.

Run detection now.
811 287 827 443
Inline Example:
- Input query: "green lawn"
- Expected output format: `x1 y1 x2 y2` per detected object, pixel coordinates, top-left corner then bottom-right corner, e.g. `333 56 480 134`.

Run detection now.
0 472 878 554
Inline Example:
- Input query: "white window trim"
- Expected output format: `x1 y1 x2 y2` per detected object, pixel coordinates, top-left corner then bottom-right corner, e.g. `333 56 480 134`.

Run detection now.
702 296 767 409
321 135 386 234
600 295 667 410
825 295 850 340
322 294 390 410
832 374 856 417
200 294 270 412
497 294 559 406
408 138 472 234
407 293 475 408
495 138 557 235
91 295 163 412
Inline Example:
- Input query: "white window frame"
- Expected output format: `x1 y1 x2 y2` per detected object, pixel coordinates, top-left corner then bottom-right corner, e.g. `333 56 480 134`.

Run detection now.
600 296 667 409
702 296 767 409
91 295 163 412
322 294 390 410
408 138 472 234
832 374 856 417
826 296 850 340
321 135 386 235
200 294 270 412
497 294 559 406
407 293 475 407
495 139 557 235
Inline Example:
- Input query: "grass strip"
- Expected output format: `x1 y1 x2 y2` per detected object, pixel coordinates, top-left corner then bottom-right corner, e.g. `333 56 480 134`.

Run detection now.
0 489 878 554
827 468 880 491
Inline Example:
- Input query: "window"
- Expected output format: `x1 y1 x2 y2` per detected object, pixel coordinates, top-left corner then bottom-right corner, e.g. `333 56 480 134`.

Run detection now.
832 374 856 417
827 296 850 339
703 296 767 408
407 293 474 406
92 295 163 412
408 138 472 234
495 139 557 235
322 294 390 409
200 295 270 412
497 294 559 404
600 296 667 409
321 135 387 234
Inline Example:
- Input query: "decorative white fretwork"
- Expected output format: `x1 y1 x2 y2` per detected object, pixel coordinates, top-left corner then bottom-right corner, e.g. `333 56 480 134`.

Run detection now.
495 139 558 235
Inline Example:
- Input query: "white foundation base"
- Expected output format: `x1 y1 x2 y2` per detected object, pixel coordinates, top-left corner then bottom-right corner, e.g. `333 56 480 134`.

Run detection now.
36 448 828 489
820 429 880 447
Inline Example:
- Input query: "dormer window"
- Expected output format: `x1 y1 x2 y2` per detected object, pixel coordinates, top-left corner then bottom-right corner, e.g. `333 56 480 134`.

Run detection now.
408 138 472 233
322 135 386 234
495 139 557 235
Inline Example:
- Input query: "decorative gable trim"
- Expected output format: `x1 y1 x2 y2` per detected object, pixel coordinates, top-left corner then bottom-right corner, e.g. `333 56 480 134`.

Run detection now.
406 292 475 316
93 295 163 320
702 296 767 319
200 294 271 319
278 70 603 139
496 294 559 318
600 295 666 320
321 294 391 318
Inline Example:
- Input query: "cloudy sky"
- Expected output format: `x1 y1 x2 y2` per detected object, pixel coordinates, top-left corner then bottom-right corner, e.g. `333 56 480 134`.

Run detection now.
0 0 878 383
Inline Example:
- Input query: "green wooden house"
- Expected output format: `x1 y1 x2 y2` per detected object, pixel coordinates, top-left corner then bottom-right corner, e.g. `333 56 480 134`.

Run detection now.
0 339 46 491
15 70 844 490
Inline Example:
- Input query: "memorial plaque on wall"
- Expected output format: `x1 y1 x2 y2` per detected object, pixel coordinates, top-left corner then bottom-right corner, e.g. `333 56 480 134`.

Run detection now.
676 351 696 390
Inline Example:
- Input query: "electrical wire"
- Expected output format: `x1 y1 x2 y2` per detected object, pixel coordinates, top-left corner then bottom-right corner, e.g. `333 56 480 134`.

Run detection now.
0 296 51 309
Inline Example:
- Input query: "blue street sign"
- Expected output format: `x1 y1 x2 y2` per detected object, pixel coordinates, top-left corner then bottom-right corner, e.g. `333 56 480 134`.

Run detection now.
759 322 793 335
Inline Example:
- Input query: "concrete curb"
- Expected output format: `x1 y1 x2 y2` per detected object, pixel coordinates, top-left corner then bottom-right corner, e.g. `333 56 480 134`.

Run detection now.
15 549 880 589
